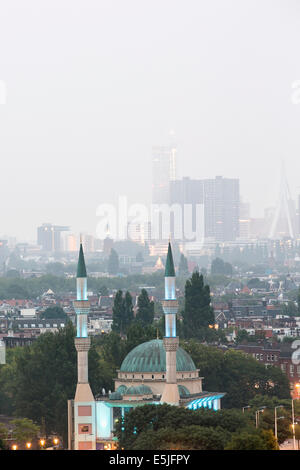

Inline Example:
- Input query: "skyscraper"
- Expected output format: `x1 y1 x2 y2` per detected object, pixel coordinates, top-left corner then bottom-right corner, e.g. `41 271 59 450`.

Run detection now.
239 201 251 239
205 176 239 242
37 223 69 252
152 145 177 205
169 176 240 242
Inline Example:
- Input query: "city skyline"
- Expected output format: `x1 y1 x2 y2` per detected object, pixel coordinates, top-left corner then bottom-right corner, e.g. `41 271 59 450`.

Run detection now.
1 162 299 246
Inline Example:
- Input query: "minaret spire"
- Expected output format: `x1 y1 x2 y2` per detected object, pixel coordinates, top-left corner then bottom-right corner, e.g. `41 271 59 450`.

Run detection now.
72 242 96 450
161 241 180 405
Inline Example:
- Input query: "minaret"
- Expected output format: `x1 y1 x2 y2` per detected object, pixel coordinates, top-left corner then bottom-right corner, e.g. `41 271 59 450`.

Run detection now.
74 242 93 400
161 242 180 405
73 242 96 450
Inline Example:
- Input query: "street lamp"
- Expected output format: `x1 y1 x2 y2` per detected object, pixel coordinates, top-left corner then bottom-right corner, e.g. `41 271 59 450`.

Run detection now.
25 442 32 450
242 405 251 413
295 383 300 400
11 444 18 451
53 437 59 449
292 399 297 450
255 407 266 428
274 406 285 441
39 438 46 449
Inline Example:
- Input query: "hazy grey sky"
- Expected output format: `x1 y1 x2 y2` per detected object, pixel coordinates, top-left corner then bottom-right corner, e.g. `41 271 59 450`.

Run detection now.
1 0 300 241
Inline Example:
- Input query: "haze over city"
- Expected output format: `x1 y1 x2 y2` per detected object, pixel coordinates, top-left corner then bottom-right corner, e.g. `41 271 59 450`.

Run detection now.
1 0 300 241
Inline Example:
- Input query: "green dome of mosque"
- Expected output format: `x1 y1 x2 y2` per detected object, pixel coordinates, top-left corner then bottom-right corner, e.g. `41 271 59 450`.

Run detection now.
120 339 196 373
125 385 153 396
116 385 128 394
178 385 190 398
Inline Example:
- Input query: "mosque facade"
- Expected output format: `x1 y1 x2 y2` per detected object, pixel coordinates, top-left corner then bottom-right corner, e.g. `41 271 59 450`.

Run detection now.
67 242 224 450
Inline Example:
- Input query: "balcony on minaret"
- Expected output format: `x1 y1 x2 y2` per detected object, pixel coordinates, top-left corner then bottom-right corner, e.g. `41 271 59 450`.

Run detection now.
73 300 90 314
162 299 178 314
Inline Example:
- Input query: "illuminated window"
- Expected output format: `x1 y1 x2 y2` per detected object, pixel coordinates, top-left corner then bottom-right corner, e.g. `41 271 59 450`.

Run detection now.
78 424 92 434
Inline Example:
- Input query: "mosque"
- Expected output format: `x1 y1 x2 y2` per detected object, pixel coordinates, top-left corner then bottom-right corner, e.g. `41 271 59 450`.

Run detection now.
67 242 224 450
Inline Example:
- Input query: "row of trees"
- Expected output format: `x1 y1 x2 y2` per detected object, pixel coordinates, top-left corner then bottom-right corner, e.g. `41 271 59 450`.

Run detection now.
115 404 280 450
112 289 154 335
111 270 220 343
211 258 233 276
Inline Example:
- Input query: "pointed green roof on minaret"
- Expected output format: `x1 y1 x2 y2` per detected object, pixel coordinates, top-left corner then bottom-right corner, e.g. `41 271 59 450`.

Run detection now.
165 242 175 277
77 243 87 278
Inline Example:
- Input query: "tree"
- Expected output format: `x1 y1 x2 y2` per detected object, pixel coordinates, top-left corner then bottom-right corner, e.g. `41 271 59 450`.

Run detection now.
235 329 251 344
180 341 291 409
135 289 154 327
46 262 66 276
112 290 124 334
5 269 20 278
10 418 40 447
123 291 134 331
125 322 158 355
247 278 267 289
112 290 134 335
248 395 294 444
182 271 215 338
96 330 127 372
132 425 229 450
114 404 250 450
2 323 105 446
0 422 8 450
225 429 278 450
108 249 119 275
40 306 68 320
282 301 298 317
211 258 233 276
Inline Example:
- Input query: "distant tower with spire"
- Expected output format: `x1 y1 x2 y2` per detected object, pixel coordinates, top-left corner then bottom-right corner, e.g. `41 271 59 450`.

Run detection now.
161 242 180 405
269 162 296 239
72 242 96 450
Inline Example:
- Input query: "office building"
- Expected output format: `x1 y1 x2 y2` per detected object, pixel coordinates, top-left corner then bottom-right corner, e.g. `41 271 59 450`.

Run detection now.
37 223 69 252
152 145 177 205
169 176 240 242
